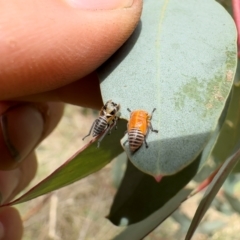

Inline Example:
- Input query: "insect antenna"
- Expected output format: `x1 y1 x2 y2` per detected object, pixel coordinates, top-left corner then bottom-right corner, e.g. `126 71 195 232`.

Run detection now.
144 137 149 148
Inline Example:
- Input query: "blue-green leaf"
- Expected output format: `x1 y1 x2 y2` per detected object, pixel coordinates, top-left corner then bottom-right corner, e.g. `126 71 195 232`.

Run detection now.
98 0 237 177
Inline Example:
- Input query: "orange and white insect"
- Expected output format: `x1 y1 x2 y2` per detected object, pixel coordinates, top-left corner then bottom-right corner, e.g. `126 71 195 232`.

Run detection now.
82 100 121 147
124 108 158 152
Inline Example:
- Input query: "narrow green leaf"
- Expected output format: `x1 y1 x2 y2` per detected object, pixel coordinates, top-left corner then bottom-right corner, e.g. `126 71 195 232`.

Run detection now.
2 120 126 206
98 0 237 177
212 83 240 172
185 148 240 240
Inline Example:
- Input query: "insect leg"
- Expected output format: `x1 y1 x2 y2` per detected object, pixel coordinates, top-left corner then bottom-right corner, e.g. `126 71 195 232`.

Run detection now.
144 136 149 148
108 123 113 135
107 118 118 135
110 118 119 131
149 108 158 133
127 108 131 112
82 120 97 141
144 122 157 149
149 122 158 133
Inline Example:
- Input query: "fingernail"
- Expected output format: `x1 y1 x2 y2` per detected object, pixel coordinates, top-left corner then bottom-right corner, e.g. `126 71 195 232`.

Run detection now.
0 105 44 169
68 0 134 9
0 169 20 204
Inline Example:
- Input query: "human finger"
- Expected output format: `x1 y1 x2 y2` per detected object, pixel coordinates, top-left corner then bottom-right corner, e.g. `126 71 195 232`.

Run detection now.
1 151 38 204
13 72 103 110
0 0 142 100
0 102 64 170
0 207 23 240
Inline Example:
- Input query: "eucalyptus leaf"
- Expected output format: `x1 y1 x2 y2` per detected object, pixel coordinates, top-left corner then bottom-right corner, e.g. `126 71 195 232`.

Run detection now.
98 0 237 177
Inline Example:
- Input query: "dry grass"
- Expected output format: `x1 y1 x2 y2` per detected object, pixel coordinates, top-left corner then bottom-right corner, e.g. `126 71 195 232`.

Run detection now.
15 105 240 240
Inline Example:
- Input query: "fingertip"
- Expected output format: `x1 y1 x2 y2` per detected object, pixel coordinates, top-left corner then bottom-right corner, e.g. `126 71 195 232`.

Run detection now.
0 102 63 170
0 104 44 169
55 72 103 109
6 152 38 203
0 207 23 240
67 0 134 9
0 0 143 99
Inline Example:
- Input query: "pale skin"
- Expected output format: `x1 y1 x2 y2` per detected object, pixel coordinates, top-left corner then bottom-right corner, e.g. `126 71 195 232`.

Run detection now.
0 0 142 239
